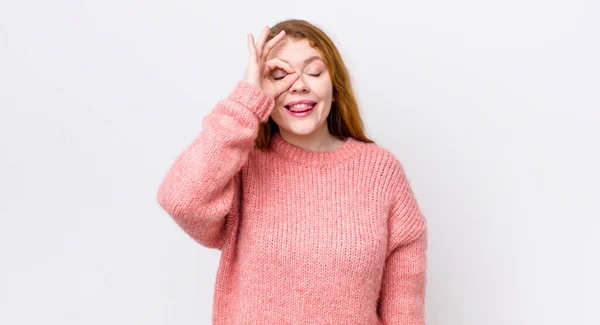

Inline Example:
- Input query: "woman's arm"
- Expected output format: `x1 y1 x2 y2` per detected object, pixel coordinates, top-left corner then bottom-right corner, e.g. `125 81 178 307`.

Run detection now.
156 26 299 249
156 80 273 249
378 158 428 324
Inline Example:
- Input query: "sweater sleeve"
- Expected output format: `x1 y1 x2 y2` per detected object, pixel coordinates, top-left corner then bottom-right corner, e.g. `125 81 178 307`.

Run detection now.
378 158 428 325
156 80 274 250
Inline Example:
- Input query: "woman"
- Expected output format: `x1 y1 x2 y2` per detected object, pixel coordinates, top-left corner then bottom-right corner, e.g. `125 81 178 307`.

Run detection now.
157 19 428 325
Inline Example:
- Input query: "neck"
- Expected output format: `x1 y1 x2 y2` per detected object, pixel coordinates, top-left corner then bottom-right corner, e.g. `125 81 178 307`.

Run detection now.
278 127 343 152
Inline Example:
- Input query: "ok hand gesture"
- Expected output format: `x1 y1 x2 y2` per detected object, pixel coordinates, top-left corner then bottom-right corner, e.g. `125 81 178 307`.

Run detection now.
244 27 300 99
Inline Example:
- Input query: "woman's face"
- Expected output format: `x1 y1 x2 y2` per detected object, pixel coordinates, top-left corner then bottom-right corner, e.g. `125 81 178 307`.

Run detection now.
267 37 334 137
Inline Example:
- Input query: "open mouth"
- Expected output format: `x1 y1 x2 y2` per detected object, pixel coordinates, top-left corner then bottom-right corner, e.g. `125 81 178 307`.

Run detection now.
285 103 316 113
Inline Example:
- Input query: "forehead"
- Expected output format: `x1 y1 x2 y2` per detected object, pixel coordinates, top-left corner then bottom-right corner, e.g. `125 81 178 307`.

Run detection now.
267 38 325 65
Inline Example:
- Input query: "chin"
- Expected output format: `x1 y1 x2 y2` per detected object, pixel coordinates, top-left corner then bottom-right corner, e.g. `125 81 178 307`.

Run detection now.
280 121 329 136
280 126 317 136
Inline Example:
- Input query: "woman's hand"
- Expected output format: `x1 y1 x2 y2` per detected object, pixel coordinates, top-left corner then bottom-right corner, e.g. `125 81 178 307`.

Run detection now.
244 26 299 99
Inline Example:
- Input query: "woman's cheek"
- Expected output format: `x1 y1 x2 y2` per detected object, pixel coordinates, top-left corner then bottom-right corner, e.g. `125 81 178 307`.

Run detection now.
269 106 284 123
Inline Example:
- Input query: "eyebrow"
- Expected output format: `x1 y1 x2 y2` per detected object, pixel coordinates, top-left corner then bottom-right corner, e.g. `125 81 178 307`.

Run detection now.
279 55 324 65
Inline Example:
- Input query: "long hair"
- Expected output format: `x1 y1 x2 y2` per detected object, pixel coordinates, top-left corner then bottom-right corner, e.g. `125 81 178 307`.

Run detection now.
254 19 374 149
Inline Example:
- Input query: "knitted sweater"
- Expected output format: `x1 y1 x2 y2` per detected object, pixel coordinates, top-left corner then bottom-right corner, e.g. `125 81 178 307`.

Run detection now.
157 80 428 325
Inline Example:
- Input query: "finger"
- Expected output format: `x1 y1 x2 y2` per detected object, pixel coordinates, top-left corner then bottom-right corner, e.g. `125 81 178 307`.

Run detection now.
255 26 270 58
266 58 295 74
247 34 257 60
274 72 300 95
262 30 286 60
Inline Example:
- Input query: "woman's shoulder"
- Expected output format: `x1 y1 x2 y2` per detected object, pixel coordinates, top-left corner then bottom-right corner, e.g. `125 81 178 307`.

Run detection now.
353 137 404 166
356 138 412 183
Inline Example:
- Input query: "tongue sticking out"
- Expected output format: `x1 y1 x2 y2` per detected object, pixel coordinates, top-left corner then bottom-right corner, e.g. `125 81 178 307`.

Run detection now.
287 103 315 112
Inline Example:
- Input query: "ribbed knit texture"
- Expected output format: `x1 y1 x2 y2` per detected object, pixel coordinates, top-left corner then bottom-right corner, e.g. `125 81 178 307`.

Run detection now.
157 80 428 325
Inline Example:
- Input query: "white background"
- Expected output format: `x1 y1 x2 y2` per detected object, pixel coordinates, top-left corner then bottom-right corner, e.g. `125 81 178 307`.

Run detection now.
1 1 599 324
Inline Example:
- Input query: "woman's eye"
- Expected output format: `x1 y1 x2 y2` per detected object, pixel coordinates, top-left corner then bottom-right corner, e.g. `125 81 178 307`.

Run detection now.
272 72 287 80
273 72 321 81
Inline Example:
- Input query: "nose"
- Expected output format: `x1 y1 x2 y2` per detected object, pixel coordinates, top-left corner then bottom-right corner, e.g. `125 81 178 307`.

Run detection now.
289 75 309 93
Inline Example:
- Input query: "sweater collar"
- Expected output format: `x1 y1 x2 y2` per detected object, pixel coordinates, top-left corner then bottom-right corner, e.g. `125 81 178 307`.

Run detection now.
268 132 363 166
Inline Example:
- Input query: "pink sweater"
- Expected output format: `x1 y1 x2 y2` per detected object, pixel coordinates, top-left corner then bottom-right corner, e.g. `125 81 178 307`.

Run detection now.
157 80 428 324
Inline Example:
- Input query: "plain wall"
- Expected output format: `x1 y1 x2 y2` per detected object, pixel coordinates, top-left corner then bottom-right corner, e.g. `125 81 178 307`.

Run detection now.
1 0 599 324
